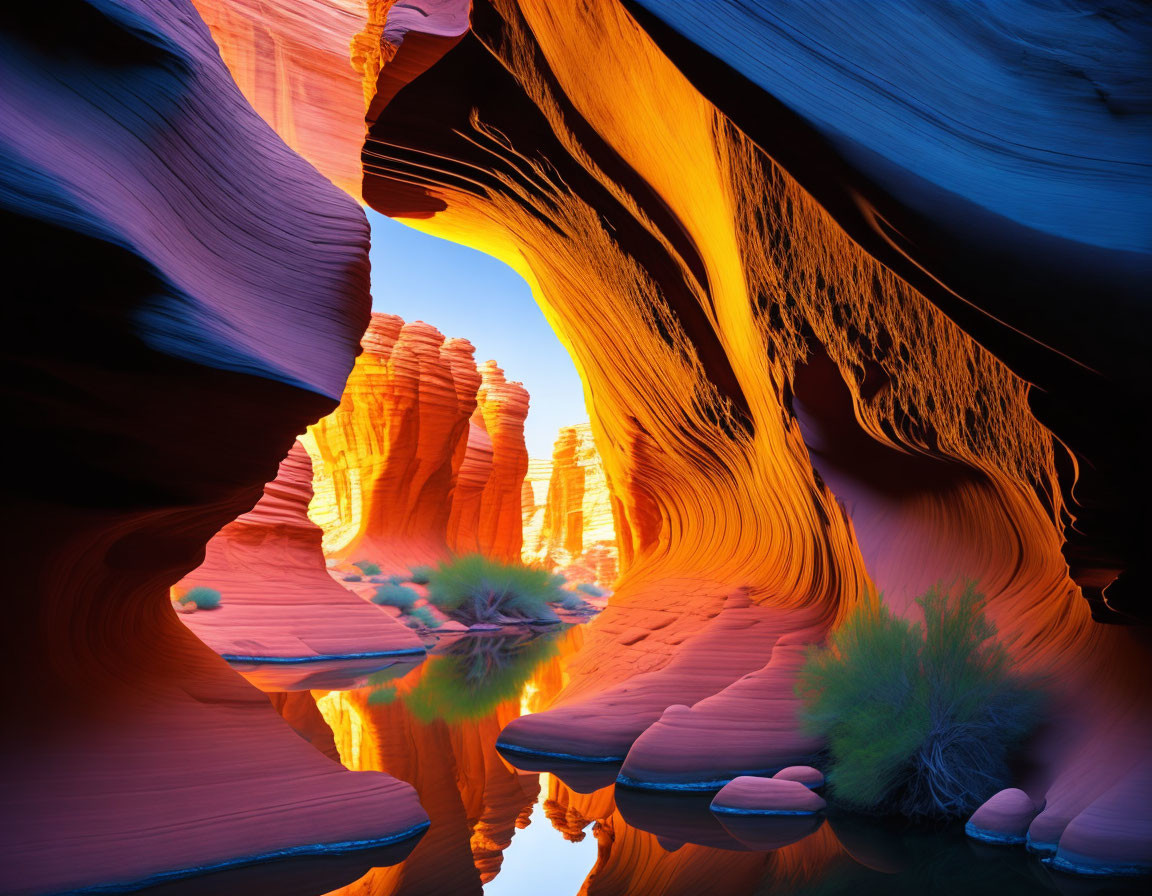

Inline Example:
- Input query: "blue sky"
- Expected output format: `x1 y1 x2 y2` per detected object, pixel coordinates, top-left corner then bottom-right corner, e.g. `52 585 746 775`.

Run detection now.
368 211 587 457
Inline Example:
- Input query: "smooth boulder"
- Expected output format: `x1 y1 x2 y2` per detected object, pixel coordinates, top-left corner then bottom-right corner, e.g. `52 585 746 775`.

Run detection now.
710 776 827 816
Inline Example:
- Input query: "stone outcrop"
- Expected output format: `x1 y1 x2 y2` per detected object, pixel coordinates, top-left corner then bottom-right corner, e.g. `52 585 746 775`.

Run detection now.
176 440 425 665
10 0 1149 887
965 788 1043 846
346 0 1149 873
0 3 427 892
451 361 530 562
522 423 619 586
710 777 827 816
305 313 530 572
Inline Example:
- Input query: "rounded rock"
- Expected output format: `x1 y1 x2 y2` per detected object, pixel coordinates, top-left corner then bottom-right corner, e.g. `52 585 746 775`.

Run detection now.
773 766 825 789
965 788 1042 845
711 776 827 816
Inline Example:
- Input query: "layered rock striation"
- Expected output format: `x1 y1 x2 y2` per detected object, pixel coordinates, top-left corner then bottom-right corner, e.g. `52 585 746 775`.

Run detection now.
522 423 619 586
0 2 427 892
348 0 1151 873
305 312 529 570
176 440 425 665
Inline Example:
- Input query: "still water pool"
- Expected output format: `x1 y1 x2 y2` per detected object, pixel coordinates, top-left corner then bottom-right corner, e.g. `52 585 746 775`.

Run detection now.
138 628 1145 896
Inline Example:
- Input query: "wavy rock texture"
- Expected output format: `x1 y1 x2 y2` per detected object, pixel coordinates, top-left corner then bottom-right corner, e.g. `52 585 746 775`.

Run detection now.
0 2 426 892
450 361 530 561
177 440 425 665
346 0 1150 871
622 0 1152 624
305 312 530 570
304 312 482 568
522 423 620 586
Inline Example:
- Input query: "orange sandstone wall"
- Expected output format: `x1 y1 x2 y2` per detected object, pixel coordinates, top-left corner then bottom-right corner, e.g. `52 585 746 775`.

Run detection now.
305 312 530 570
353 0 1149 842
451 361 530 561
304 312 482 568
187 0 1150 860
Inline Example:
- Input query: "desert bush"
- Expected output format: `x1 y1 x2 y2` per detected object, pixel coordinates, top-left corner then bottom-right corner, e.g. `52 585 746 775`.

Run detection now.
407 565 434 585
576 583 608 598
177 587 222 610
407 605 442 629
372 583 420 610
353 560 381 576
425 555 566 624
796 583 1040 819
557 594 593 612
342 574 362 582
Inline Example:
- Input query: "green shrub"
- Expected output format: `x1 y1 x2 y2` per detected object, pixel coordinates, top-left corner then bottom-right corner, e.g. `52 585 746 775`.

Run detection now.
372 583 420 610
796 583 1040 819
342 574 362 582
178 587 222 610
407 565 434 585
408 605 442 629
425 555 566 624
558 594 593 612
353 560 382 576
576 583 608 598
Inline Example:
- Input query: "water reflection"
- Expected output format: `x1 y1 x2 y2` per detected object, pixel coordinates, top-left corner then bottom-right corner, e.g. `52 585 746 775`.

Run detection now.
124 626 1146 895
310 626 1142 896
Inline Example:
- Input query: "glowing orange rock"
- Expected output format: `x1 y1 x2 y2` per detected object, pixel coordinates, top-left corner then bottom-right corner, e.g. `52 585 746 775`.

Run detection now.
522 423 619 586
354 0 1152 860
176 441 425 666
474 361 530 561
305 313 482 570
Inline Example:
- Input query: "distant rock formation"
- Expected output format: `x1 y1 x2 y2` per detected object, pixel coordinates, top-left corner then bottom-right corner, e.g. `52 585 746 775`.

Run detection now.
176 441 425 664
305 312 529 571
454 361 530 562
522 423 619 586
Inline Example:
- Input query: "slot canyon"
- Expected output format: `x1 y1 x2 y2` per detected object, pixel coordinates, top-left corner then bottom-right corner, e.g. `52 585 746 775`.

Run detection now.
1 1 1149 894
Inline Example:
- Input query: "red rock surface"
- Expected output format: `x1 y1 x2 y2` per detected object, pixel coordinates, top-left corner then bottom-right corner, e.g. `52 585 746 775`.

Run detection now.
305 313 482 570
469 361 530 562
774 766 825 789
177 441 425 663
965 788 1042 845
351 0 1152 867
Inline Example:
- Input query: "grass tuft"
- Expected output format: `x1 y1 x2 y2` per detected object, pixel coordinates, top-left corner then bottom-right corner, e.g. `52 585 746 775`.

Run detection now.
796 583 1040 819
353 560 382 576
425 555 566 625
177 587 222 610
372 583 420 610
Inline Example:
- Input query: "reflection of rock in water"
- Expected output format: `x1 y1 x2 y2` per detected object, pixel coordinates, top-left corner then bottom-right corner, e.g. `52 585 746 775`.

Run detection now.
368 630 568 723
319 629 581 894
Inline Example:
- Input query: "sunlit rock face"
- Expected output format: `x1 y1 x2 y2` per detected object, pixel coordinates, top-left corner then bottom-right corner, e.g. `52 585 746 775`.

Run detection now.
623 0 1152 624
455 360 530 562
305 312 481 567
346 0 1150 867
0 2 426 892
522 423 620 587
175 441 425 663
305 312 529 569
